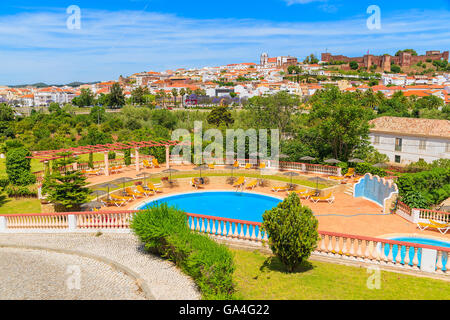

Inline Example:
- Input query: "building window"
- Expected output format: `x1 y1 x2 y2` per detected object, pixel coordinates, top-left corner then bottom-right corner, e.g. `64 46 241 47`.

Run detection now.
373 135 380 145
395 155 401 163
395 138 402 152
419 140 426 150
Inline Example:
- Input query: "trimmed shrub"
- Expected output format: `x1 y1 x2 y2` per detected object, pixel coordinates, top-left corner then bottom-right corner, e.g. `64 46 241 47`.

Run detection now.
262 193 319 272
338 162 349 175
6 147 36 186
124 149 131 166
0 177 10 188
131 204 235 299
4 184 38 198
355 162 387 177
88 152 94 169
397 167 450 208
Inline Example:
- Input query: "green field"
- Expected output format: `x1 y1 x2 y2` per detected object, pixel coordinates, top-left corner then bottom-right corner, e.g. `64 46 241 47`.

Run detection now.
0 153 107 178
0 198 42 215
233 249 450 300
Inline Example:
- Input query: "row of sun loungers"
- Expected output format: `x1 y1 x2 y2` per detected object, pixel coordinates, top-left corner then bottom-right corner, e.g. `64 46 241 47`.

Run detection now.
417 220 450 235
143 158 160 169
271 187 335 204
100 183 163 207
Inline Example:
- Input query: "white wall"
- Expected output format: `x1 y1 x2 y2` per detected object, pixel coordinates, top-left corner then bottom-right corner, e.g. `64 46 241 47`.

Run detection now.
370 132 450 164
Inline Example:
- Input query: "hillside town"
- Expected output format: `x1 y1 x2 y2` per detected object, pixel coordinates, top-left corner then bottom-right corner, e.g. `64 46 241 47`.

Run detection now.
2 50 450 108
0 0 450 303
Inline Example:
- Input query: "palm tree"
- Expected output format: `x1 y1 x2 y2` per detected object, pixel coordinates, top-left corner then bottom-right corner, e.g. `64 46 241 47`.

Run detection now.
159 89 167 108
179 88 186 108
171 88 178 107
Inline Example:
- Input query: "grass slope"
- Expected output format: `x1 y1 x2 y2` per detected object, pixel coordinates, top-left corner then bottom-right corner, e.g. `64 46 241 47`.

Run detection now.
233 249 450 300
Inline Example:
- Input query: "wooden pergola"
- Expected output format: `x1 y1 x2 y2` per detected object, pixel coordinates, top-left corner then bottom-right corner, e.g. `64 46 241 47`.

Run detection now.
29 140 189 176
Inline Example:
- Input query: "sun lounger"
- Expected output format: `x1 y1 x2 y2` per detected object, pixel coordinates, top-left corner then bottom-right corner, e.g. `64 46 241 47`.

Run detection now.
328 176 345 181
111 194 133 203
271 186 289 193
233 161 240 168
147 183 163 193
143 159 152 169
125 187 144 199
152 158 160 168
259 163 266 170
290 189 308 195
233 176 246 189
344 168 355 178
418 220 450 234
102 199 126 207
136 185 153 196
190 178 204 189
244 163 252 170
208 164 215 169
310 193 335 204
245 180 258 190
299 191 316 200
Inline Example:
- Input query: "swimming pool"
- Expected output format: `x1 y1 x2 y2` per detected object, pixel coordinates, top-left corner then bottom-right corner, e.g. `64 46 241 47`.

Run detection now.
138 191 282 223
383 237 449 271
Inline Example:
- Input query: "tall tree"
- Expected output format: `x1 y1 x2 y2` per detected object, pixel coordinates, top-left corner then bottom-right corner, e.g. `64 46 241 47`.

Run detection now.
307 87 374 160
42 152 90 211
171 88 178 106
179 88 186 108
108 83 125 108
131 86 150 105
207 106 234 127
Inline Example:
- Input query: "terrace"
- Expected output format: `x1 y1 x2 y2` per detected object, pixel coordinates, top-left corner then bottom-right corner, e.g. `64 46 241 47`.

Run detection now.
1 144 448 291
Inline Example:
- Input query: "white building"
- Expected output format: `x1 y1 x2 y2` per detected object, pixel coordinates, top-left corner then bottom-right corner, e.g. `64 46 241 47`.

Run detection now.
369 117 450 164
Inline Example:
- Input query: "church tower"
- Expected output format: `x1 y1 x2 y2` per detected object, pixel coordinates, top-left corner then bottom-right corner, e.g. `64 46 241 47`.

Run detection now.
260 52 268 67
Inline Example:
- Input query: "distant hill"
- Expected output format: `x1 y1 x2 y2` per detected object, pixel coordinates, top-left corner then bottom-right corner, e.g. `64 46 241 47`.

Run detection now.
8 81 100 88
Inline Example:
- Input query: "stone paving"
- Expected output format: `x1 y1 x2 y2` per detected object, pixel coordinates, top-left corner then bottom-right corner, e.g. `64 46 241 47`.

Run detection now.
0 233 201 300
0 247 145 300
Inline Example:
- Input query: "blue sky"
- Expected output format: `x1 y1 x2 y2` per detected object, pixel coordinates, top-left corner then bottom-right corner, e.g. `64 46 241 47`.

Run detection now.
1 0 449 85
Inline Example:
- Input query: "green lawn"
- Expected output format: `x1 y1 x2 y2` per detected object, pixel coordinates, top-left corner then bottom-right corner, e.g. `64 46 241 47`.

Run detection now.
0 153 107 178
87 172 332 200
232 249 450 300
0 198 42 215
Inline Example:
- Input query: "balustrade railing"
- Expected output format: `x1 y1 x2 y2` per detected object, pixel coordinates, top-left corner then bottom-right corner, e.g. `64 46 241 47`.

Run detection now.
185 212 267 242
418 209 450 224
397 201 412 216
1 211 448 274
3 213 69 229
316 231 449 273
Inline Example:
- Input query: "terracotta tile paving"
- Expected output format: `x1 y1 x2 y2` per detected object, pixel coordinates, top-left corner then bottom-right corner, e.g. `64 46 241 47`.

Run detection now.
89 165 450 242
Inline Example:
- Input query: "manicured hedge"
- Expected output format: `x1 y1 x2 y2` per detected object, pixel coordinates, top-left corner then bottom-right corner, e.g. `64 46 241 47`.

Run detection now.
355 162 387 177
131 204 236 300
4 184 38 198
397 167 450 208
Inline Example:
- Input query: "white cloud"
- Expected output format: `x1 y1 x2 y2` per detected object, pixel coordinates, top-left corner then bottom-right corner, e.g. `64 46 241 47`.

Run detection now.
0 8 449 84
283 0 327 5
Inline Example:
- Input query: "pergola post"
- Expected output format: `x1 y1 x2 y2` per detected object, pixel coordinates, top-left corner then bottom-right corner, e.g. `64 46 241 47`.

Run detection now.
135 148 140 173
165 145 170 169
104 151 109 176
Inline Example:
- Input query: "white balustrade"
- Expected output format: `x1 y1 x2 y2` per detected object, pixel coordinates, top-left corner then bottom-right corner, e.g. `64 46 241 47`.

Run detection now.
1 211 448 275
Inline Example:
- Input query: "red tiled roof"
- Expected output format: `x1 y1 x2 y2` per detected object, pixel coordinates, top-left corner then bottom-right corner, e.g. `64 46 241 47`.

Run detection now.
370 116 450 138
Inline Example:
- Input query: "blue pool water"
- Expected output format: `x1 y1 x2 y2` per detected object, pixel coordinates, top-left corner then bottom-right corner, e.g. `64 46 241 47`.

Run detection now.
383 237 449 271
138 191 282 223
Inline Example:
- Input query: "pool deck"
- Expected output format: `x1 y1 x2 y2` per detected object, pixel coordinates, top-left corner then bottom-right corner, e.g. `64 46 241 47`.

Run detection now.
88 165 450 242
